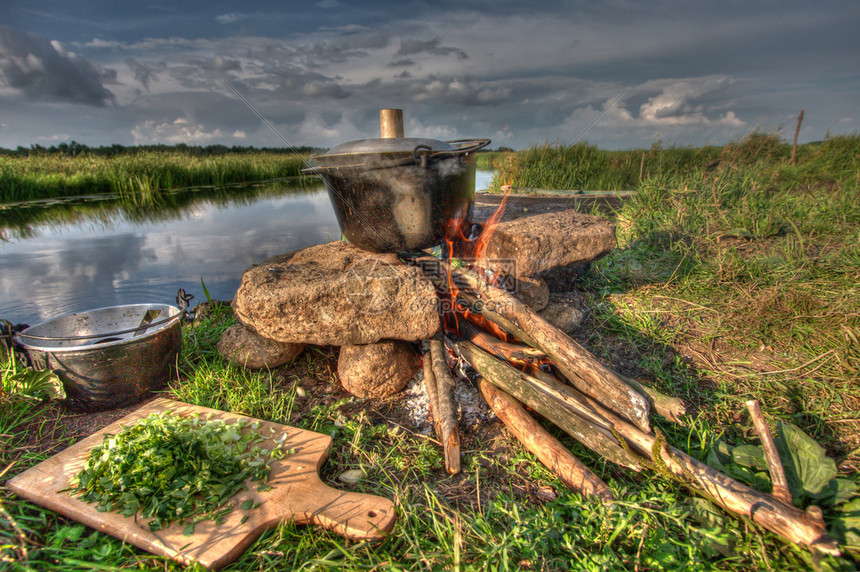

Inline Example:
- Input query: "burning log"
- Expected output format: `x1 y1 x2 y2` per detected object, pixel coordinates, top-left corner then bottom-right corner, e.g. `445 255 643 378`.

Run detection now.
476 378 615 503
456 318 687 424
456 320 547 362
406 254 651 433
455 339 641 471
423 335 461 475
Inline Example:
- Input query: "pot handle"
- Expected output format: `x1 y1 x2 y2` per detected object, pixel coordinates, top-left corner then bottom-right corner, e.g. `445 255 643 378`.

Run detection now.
413 138 491 166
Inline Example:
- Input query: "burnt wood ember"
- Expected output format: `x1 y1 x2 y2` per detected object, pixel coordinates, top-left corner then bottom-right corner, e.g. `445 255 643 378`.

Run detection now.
405 253 651 433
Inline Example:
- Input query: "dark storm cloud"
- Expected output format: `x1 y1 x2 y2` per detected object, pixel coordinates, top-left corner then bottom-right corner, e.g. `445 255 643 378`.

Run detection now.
301 79 351 99
0 25 115 106
1 1 857 149
126 58 156 90
302 32 390 64
396 37 467 60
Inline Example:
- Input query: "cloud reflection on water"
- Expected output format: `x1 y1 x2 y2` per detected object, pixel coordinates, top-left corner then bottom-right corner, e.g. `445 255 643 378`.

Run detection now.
0 187 340 324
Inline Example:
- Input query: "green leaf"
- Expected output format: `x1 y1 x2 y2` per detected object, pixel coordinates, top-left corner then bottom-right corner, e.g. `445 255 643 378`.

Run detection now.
775 422 838 498
200 277 212 304
813 478 859 506
240 499 254 511
831 498 860 548
706 439 734 472
732 445 769 471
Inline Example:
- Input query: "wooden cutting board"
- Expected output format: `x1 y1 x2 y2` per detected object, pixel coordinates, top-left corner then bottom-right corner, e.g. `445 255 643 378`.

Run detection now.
8 398 396 570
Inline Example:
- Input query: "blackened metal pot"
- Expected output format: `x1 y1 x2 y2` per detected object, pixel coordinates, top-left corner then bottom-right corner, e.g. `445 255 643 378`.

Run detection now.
304 137 490 252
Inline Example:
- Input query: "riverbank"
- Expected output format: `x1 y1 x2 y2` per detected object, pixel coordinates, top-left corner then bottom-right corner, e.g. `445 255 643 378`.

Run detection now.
0 150 312 203
2 133 859 569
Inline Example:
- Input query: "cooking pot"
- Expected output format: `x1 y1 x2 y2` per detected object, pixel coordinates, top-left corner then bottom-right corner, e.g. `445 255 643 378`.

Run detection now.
304 137 490 252
14 303 184 411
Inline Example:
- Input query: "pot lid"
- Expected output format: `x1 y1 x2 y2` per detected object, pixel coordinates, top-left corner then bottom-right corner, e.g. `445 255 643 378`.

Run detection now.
319 137 456 158
308 137 490 171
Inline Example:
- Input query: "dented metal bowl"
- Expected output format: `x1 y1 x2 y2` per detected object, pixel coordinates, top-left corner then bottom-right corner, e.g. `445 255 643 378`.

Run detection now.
15 304 183 411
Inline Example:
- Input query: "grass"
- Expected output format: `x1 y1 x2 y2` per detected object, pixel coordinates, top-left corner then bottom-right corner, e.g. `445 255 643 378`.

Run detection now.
0 150 313 203
2 306 857 570
2 132 860 570
481 131 859 193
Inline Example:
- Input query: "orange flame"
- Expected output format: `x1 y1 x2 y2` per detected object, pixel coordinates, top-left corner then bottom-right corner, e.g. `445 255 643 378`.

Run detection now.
438 185 512 343
471 186 510 266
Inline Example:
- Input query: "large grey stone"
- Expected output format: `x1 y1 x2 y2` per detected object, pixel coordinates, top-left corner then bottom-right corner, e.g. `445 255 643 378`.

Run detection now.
216 324 306 369
338 340 420 399
539 302 584 333
512 275 549 311
233 242 440 345
481 209 616 278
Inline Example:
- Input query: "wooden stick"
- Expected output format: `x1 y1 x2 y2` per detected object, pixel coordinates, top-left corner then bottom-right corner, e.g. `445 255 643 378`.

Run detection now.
455 319 547 361
477 378 615 504
456 292 686 425
455 339 642 471
746 400 793 505
614 413 838 555
616 374 688 425
429 334 461 475
411 255 651 432
421 341 442 443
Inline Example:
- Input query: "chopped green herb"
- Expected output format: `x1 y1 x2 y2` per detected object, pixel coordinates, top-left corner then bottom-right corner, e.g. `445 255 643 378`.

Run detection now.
68 411 290 531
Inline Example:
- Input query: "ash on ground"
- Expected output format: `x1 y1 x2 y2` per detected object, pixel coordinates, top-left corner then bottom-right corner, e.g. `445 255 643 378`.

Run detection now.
400 370 493 435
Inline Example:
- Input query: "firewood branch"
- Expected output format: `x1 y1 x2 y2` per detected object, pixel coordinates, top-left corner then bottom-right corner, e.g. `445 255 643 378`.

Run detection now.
454 339 642 471
477 378 615 504
746 400 793 505
429 334 461 475
406 254 651 433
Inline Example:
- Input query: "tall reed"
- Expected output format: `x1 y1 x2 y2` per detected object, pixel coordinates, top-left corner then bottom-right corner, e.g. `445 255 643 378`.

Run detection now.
0 151 311 203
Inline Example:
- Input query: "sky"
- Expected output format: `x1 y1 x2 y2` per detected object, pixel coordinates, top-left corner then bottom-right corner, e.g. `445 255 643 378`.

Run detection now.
1 1 858 150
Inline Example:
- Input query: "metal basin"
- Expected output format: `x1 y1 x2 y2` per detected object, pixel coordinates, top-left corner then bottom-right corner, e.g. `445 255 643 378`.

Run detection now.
15 304 183 411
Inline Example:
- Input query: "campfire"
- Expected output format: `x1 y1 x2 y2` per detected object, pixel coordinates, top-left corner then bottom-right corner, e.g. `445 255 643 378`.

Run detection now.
221 110 839 556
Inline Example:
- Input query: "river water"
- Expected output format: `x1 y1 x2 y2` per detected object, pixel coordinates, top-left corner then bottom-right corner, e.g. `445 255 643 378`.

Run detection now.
0 170 494 326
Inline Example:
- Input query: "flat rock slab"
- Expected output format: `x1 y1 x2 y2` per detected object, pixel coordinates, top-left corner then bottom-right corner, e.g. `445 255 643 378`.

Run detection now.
481 209 616 278
234 242 440 345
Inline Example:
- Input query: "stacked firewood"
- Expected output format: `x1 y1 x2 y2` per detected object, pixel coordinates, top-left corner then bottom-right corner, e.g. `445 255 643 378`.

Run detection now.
405 252 840 557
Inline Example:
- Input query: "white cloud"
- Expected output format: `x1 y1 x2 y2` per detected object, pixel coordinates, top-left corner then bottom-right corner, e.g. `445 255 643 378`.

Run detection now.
298 112 362 147
636 77 737 125
215 13 251 25
130 118 225 144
